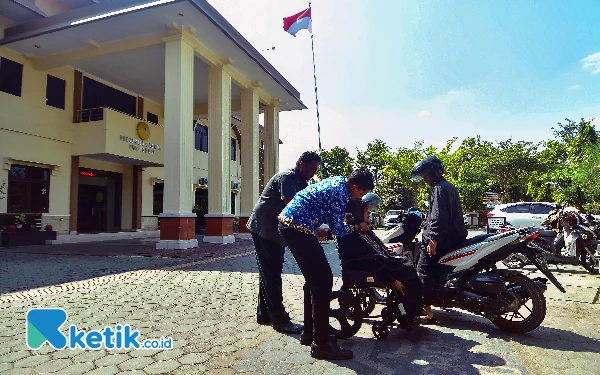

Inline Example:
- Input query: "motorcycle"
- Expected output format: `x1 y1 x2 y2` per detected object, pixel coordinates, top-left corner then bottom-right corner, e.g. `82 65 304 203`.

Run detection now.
388 228 566 334
532 208 599 274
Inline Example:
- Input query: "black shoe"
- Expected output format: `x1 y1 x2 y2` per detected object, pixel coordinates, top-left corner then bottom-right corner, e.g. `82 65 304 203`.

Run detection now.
300 330 313 346
310 337 353 360
273 321 304 334
256 316 271 325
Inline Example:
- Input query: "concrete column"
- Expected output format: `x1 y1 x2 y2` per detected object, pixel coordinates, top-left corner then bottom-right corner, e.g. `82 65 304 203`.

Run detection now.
238 88 260 238
69 156 79 234
264 104 280 180
132 165 142 230
156 34 198 250
204 66 234 243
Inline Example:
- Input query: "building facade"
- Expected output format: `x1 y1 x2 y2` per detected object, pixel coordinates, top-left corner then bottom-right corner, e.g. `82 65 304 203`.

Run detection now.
0 0 305 248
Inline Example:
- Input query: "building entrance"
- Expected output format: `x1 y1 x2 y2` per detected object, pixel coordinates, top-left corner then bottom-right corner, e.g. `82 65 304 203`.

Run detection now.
77 169 122 232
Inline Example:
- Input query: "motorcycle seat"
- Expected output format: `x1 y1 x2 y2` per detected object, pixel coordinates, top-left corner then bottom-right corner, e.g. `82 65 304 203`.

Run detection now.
457 234 494 249
538 230 556 237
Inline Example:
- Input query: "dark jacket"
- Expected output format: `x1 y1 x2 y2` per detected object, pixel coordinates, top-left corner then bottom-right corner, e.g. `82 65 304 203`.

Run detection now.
422 179 468 245
247 168 308 244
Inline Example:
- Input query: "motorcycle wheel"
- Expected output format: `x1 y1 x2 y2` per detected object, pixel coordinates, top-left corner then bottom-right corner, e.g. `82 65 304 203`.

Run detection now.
490 273 546 334
580 246 599 274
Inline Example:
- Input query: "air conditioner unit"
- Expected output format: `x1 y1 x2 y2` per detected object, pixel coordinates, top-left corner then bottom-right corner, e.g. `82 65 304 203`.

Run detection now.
199 177 208 186
231 181 241 190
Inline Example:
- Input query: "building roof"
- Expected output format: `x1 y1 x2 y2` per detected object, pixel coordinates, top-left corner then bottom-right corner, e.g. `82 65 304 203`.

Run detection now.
0 0 306 112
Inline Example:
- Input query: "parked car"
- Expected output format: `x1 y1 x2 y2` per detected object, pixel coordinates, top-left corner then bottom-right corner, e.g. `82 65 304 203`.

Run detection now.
487 202 558 229
383 210 403 229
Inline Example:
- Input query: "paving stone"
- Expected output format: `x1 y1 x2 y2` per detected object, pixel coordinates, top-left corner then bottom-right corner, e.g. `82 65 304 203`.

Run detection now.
0 351 30 363
128 350 160 358
178 353 211 365
0 367 33 375
261 349 290 362
173 364 208 374
290 365 325 375
286 351 316 365
154 348 184 361
117 371 146 375
207 345 238 355
94 353 130 367
84 366 120 375
72 350 107 363
0 364 11 373
204 355 238 369
212 336 237 346
263 361 293 375
118 357 155 371
233 358 264 373
144 360 181 374
60 362 95 375
13 354 51 368
204 369 235 375
35 358 72 373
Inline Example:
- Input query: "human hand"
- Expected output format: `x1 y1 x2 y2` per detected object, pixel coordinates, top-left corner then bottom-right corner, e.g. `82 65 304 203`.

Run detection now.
315 227 328 241
427 240 437 256
391 280 405 296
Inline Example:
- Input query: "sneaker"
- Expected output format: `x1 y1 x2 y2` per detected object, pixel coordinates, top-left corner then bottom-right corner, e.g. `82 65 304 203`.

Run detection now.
272 321 303 334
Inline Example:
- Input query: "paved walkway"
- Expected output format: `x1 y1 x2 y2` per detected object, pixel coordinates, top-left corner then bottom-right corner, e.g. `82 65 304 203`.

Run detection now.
0 239 599 374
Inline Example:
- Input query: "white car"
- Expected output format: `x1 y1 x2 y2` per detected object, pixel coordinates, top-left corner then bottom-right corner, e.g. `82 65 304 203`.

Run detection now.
383 210 403 228
487 202 558 229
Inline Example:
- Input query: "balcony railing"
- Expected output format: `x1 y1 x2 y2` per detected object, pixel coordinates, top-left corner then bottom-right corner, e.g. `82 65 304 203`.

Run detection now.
76 108 104 123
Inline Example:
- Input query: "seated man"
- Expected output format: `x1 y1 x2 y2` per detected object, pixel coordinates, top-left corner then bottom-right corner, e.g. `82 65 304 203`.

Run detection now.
337 193 423 324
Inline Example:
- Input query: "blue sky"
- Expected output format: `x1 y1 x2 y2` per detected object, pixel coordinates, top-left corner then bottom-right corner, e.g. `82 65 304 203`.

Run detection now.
211 0 600 170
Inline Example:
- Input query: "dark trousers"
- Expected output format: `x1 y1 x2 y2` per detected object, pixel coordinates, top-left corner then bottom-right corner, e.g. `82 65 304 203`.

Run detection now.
279 226 333 344
417 238 465 306
252 233 291 325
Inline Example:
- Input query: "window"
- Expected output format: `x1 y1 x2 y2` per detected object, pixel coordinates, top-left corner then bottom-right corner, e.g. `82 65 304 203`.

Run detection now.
194 123 208 152
46 75 66 109
231 192 236 215
82 77 136 116
7 165 50 213
531 204 554 215
230 138 237 161
502 204 530 214
153 183 163 215
147 112 159 125
0 57 23 97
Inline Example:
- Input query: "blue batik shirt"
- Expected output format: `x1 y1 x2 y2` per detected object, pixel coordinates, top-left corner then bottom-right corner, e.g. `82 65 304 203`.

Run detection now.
278 176 354 237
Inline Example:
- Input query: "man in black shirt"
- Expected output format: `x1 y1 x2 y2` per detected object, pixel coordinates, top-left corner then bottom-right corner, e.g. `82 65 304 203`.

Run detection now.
247 151 321 333
411 156 467 323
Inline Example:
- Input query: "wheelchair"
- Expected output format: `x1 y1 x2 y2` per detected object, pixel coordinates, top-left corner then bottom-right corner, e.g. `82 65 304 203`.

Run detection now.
328 234 422 341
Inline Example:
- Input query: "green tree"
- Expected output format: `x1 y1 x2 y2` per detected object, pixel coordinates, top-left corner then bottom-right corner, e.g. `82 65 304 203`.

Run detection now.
317 146 354 179
356 139 390 187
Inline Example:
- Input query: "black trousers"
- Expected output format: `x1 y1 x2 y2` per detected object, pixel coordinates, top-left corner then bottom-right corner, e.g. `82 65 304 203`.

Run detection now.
279 226 332 344
417 238 465 306
252 233 291 325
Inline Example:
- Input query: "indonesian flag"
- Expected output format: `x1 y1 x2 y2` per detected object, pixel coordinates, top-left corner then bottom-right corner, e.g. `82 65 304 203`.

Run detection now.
283 7 312 37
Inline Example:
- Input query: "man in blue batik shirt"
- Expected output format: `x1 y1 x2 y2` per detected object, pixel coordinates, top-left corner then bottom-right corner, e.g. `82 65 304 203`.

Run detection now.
278 168 374 361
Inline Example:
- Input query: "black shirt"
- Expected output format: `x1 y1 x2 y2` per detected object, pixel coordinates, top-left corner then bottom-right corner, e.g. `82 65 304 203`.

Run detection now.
247 168 308 244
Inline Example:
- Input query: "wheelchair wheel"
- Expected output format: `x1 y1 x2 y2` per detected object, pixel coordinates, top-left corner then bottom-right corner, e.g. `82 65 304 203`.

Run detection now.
372 322 389 341
329 290 363 339
344 286 376 318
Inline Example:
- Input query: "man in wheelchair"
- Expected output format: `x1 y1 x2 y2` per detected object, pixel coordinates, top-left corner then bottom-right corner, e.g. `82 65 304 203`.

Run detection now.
336 193 424 327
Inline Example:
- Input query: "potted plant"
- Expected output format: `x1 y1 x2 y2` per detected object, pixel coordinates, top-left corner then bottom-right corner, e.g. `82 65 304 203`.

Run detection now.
14 213 26 230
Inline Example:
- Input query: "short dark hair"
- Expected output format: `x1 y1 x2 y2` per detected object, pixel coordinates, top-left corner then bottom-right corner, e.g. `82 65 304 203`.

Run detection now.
347 167 374 190
296 151 321 167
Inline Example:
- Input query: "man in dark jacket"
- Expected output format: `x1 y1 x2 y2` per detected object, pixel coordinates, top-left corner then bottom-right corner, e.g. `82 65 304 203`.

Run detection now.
411 156 467 323
247 151 321 333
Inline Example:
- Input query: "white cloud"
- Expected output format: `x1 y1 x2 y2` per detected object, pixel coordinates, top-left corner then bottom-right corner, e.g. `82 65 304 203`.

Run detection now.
582 52 600 74
569 84 581 89
418 110 431 117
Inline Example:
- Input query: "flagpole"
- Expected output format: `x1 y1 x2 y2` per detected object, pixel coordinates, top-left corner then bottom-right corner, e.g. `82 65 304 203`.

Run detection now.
308 2 322 152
